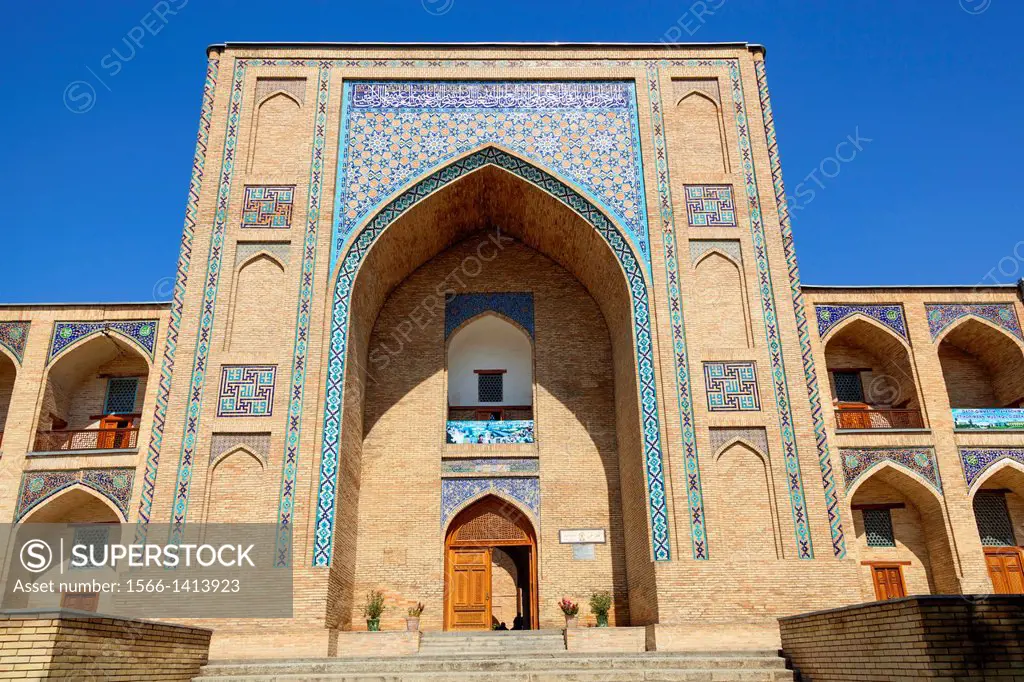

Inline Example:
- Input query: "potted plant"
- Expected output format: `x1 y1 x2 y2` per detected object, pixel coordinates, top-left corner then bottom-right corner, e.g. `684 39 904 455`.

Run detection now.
558 597 580 629
590 591 612 627
406 602 424 632
364 590 385 631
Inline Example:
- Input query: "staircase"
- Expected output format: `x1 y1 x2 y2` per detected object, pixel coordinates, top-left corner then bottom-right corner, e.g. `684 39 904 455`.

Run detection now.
193 631 794 681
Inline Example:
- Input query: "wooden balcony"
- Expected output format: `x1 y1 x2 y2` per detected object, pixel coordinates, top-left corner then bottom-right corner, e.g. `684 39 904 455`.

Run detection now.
33 427 140 452
835 407 924 430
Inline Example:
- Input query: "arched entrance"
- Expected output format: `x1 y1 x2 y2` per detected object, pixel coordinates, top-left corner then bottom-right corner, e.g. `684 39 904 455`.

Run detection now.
444 495 538 631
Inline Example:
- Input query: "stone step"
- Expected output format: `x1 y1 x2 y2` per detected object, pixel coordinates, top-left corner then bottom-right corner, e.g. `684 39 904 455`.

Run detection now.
195 652 790 679
194 669 792 682
417 630 566 655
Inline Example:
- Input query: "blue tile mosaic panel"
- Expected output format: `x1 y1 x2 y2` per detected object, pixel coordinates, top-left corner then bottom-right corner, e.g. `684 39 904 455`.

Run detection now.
16 468 134 521
841 447 941 493
441 477 540 528
960 448 1024 490
241 185 295 229
441 458 540 476
815 304 908 341
446 420 535 444
703 361 761 411
217 365 277 417
926 303 1023 341
684 185 737 227
49 320 159 363
0 321 30 363
334 81 652 267
445 292 535 340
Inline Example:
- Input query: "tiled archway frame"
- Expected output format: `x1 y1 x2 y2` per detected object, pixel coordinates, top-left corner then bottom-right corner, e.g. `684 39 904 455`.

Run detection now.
314 146 671 566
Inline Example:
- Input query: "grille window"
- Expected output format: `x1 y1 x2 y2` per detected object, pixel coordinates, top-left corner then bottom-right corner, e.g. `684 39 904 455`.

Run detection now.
71 525 110 570
834 371 865 402
863 508 896 547
104 378 139 414
975 492 1016 547
478 373 503 403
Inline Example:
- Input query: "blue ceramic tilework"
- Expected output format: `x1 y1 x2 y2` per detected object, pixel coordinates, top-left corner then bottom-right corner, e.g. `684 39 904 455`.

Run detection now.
49 320 159 363
440 477 540 528
0 321 30 363
960 448 1024 491
441 458 540 476
16 468 134 521
241 185 295 229
217 366 277 417
815 304 908 341
926 303 1023 341
704 361 760 411
445 293 534 340
841 447 941 493
684 185 737 227
334 81 652 268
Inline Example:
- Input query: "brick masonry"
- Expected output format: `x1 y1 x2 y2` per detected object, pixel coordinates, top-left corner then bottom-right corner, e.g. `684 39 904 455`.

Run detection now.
0 43 1021 660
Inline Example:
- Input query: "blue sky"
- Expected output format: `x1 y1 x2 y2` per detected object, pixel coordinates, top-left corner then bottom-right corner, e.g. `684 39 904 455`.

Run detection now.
3 0 1020 302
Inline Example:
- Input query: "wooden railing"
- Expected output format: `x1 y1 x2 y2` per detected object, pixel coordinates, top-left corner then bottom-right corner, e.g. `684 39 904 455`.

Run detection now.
33 428 140 452
835 408 924 430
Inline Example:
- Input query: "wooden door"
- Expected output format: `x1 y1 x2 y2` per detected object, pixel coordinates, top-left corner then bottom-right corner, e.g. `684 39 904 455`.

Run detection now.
448 548 491 630
985 548 1024 594
98 416 132 449
871 564 907 601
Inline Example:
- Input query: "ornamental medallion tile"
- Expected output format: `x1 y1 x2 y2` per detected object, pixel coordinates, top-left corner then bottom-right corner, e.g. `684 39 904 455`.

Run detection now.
0 321 30 363
925 303 1023 341
841 447 941 493
815 304 908 341
333 81 651 268
49 320 159 363
959 448 1024 490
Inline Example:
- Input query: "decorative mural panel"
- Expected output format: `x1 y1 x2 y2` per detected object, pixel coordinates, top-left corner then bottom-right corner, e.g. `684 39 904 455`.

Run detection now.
0 321 29 363
441 458 540 476
959 448 1024 491
925 303 1023 341
683 185 737 227
333 81 652 268
241 185 295 229
704 361 761 411
689 240 741 266
49 320 159 363
445 420 535 445
316 146 671 566
16 468 135 521
217 366 277 417
709 427 768 457
755 58 845 557
815 304 908 341
841 447 941 493
441 477 540 528
135 55 219 544
445 292 535 340
952 409 1024 431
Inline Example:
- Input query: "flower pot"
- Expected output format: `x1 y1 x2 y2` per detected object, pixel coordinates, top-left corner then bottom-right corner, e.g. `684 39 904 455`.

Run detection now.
406 616 420 632
366 618 380 632
596 613 609 627
564 614 578 629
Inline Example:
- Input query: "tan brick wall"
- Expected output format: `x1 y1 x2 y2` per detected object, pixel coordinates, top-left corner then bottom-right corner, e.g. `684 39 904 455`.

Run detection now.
779 596 1024 680
0 611 211 681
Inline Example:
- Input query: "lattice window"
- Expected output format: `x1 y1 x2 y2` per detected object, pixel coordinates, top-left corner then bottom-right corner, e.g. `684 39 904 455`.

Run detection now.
478 374 503 403
834 371 865 403
975 492 1016 547
104 378 138 414
71 525 111 570
457 510 528 543
863 509 895 547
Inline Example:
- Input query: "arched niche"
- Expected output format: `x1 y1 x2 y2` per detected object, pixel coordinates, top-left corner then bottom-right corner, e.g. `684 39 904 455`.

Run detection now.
938 318 1024 409
447 313 534 420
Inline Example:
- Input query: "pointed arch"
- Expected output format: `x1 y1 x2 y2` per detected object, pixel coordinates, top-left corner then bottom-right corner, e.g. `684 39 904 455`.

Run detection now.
938 316 1024 410
210 443 267 471
314 145 670 570
712 436 767 462
247 90 305 174
670 90 729 174
256 89 302 110
822 313 913 352
692 249 751 348
442 491 539 539
970 458 1024 497
693 247 741 270
445 310 535 349
847 459 944 502
19 483 126 524
47 327 155 368
675 88 720 109
226 252 289 351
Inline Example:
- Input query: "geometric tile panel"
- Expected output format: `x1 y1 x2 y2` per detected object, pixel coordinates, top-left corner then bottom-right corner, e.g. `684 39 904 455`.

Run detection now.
241 186 294 229
689 239 741 266
709 427 768 457
440 477 540 529
926 303 1023 341
49 320 159 363
15 467 135 521
209 432 272 464
704 361 761 411
217 365 277 417
335 81 651 267
235 242 291 267
815 304 908 341
959 448 1024 491
841 447 942 494
445 292 535 340
684 185 737 227
0 321 30 363
755 57 845 558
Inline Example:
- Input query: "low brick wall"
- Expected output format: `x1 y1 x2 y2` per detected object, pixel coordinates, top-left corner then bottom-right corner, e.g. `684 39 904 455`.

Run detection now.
566 626 646 653
0 609 212 680
779 595 1024 681
334 631 420 657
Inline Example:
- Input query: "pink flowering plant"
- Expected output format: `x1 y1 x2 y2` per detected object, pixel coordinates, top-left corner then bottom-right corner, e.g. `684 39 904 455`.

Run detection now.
558 598 579 616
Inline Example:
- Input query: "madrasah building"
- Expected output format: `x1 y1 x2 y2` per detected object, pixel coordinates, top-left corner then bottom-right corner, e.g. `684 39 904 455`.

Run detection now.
1 41 1023 658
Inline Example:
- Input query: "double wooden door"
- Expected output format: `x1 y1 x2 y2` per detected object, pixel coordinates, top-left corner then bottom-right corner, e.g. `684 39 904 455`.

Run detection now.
870 564 907 601
985 548 1024 594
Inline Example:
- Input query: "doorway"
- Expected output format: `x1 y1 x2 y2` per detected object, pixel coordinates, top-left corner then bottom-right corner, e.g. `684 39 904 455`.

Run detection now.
444 495 538 631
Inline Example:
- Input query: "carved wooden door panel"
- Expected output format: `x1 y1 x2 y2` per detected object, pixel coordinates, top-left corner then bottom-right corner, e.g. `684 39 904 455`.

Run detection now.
448 548 491 630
